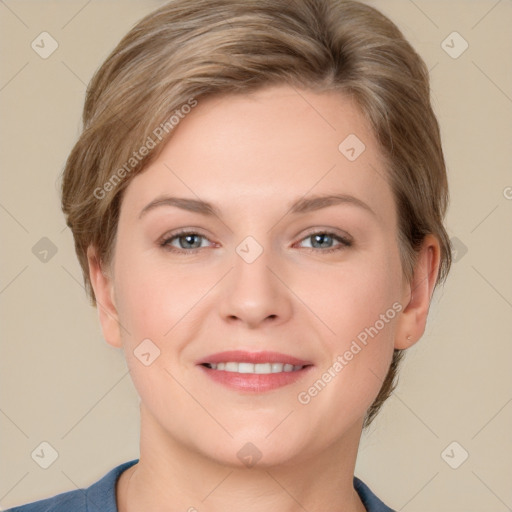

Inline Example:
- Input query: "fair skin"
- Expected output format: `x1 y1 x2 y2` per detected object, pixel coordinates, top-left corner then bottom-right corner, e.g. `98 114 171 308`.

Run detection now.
88 84 440 512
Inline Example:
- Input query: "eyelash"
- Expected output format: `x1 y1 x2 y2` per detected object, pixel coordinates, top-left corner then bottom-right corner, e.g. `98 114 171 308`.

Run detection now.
159 229 353 255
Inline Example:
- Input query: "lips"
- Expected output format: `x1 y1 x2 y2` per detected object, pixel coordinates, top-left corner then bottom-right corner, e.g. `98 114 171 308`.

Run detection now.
198 350 312 367
197 350 314 392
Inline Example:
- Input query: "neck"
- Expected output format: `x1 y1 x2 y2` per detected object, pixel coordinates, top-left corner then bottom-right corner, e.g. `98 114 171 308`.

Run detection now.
117 405 367 512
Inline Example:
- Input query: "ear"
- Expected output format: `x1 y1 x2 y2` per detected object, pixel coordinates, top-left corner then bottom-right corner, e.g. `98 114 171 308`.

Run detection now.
87 246 122 349
394 234 441 350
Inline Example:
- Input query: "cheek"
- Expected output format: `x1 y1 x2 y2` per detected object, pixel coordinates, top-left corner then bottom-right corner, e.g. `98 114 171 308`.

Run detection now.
112 250 217 376
302 246 401 405
304 242 402 343
113 249 187 336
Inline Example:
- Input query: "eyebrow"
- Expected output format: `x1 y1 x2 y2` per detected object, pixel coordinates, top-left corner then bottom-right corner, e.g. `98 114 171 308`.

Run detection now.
138 193 376 219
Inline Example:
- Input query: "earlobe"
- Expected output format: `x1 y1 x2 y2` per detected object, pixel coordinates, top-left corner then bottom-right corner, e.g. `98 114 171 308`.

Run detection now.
394 235 441 350
87 246 123 349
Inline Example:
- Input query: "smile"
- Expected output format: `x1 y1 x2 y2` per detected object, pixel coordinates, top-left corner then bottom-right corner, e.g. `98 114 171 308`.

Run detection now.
202 362 305 373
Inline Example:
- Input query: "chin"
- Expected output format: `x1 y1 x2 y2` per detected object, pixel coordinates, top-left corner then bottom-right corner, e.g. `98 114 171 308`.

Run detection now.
196 429 309 470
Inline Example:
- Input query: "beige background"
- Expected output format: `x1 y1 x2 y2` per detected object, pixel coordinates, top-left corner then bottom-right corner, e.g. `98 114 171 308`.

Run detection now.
1 1 511 510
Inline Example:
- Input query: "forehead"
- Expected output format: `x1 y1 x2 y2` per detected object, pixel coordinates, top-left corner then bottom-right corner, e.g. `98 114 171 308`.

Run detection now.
121 84 396 226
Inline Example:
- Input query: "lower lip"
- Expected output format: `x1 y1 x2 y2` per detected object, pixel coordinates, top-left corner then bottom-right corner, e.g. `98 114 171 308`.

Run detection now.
198 365 314 392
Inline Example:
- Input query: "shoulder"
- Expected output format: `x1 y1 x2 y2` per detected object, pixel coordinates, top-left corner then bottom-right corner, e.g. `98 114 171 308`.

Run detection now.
354 476 396 512
3 489 86 512
4 459 139 512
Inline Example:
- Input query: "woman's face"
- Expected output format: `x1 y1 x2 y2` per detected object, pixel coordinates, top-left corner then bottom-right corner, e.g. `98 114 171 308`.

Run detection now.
95 85 417 467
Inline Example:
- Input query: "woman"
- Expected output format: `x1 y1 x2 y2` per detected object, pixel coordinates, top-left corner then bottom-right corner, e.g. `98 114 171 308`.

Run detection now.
6 0 451 510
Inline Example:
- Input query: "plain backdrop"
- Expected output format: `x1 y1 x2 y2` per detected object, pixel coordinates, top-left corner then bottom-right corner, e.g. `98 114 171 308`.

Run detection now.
0 1 511 510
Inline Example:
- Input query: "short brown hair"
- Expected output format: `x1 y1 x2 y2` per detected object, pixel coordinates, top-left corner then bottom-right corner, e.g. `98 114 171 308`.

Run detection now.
61 0 452 428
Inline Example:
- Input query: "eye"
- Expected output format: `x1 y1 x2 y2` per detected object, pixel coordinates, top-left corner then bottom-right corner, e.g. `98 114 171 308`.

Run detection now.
159 230 213 254
296 231 352 253
159 229 352 255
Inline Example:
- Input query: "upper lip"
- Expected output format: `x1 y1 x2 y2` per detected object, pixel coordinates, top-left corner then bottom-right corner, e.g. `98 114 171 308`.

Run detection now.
198 350 313 366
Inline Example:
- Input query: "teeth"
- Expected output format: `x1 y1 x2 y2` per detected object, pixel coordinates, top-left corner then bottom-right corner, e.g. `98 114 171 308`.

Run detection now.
225 362 238 372
206 362 304 374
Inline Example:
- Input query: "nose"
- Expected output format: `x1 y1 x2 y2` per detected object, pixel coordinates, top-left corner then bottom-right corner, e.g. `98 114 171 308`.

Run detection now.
219 240 293 329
